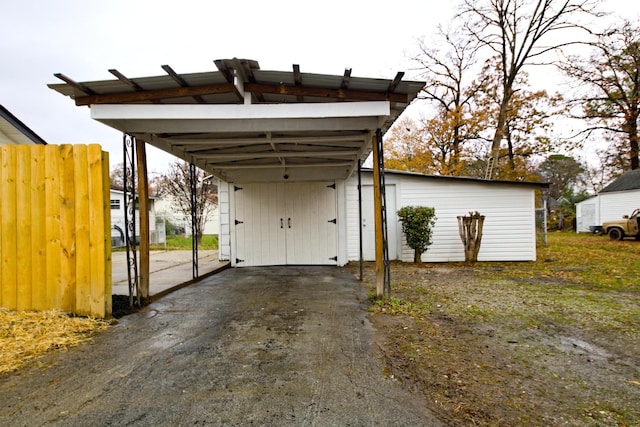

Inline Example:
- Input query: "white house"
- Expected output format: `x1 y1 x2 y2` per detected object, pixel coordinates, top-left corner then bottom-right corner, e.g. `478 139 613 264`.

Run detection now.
575 170 640 232
0 104 47 146
109 187 160 246
154 193 219 237
217 170 547 267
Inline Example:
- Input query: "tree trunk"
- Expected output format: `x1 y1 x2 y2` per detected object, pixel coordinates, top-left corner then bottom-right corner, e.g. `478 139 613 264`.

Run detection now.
414 250 421 263
457 212 485 263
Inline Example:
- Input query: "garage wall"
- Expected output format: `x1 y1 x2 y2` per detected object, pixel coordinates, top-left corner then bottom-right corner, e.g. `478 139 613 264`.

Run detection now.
576 190 639 233
598 190 639 224
346 172 538 262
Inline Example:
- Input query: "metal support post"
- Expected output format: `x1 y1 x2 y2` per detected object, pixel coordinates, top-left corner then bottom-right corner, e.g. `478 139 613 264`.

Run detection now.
123 133 140 307
190 163 199 279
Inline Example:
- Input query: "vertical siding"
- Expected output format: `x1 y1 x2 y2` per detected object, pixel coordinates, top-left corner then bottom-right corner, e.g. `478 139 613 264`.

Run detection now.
0 144 111 317
218 181 230 261
346 173 538 263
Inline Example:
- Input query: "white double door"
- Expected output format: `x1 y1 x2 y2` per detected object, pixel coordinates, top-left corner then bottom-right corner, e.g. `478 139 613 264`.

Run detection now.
234 182 337 266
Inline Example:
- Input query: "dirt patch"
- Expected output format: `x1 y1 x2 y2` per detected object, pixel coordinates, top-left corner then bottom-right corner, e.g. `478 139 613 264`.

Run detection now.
349 262 640 426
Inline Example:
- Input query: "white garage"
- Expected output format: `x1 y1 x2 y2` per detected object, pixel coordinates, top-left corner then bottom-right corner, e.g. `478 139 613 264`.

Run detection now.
219 169 547 266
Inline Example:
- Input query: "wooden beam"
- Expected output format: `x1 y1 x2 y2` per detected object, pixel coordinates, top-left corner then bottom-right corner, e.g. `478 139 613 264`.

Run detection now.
161 64 206 104
53 73 96 96
243 82 408 103
109 69 144 91
109 69 161 104
371 132 384 297
135 139 150 302
74 83 236 106
293 64 304 102
214 60 234 83
387 72 405 93
341 68 352 89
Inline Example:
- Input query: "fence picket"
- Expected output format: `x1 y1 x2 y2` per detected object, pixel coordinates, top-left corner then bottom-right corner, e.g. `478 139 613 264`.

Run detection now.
1 146 17 309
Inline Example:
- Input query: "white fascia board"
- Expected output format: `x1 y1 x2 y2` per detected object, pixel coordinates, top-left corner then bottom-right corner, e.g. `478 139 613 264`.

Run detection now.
91 102 391 121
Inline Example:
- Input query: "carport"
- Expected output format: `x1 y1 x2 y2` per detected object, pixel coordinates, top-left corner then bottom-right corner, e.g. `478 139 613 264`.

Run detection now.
49 58 424 302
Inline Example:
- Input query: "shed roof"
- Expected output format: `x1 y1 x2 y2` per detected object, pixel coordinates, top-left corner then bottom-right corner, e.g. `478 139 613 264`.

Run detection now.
49 58 425 182
0 104 48 145
600 170 640 193
364 168 549 189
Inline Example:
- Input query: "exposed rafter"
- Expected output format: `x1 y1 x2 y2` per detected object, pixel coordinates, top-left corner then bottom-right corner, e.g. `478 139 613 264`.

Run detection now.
387 71 405 93
161 64 206 104
53 73 96 96
293 64 304 102
49 58 426 183
109 69 160 104
341 68 352 89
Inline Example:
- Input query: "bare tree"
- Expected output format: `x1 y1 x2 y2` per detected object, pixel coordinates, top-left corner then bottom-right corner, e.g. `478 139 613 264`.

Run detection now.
411 25 487 172
459 0 602 178
560 20 640 171
156 161 217 243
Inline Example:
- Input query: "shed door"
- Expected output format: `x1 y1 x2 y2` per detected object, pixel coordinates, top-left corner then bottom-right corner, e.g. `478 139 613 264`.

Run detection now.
362 185 397 261
234 182 337 266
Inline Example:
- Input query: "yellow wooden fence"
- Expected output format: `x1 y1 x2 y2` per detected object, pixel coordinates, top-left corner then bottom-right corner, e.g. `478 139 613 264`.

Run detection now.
0 144 111 318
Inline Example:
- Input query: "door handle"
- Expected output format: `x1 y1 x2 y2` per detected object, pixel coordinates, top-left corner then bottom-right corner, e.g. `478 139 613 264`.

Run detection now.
280 218 283 229
288 217 291 228
362 218 367 227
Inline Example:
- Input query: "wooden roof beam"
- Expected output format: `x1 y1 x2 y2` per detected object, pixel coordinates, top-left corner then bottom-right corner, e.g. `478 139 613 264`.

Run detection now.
109 69 160 104
161 64 206 104
293 64 304 102
242 82 408 103
74 83 237 106
341 68 352 90
53 73 96 96
214 60 234 83
387 71 405 93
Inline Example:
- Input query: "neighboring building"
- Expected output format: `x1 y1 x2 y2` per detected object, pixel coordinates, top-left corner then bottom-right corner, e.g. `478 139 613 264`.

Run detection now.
109 187 161 247
217 170 547 267
0 104 47 145
154 193 219 238
575 170 640 232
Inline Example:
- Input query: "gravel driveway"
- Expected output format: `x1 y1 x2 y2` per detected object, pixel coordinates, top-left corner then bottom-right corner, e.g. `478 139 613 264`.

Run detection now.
0 266 442 426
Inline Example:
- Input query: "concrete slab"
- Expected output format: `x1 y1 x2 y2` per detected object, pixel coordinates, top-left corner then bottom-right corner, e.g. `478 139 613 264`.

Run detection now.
111 250 229 298
0 266 443 426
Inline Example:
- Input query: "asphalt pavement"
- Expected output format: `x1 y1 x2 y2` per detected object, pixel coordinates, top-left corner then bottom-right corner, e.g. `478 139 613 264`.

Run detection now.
0 266 443 426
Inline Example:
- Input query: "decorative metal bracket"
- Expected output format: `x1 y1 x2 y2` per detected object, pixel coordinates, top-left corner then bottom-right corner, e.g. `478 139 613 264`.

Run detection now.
123 133 140 307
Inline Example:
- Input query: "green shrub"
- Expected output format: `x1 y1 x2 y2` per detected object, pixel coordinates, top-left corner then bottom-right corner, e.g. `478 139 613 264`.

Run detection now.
397 206 437 263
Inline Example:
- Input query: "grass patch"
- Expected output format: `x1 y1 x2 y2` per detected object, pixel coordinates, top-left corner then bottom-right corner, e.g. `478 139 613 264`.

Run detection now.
355 232 640 426
149 234 219 251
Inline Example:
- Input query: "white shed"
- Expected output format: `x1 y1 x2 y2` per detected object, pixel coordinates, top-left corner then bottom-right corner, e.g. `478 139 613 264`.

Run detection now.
575 170 640 232
218 170 546 266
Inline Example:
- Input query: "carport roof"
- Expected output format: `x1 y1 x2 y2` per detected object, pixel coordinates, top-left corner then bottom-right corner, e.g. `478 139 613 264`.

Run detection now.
49 58 425 182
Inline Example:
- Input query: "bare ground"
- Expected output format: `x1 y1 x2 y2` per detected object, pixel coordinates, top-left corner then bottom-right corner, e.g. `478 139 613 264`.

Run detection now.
347 262 640 427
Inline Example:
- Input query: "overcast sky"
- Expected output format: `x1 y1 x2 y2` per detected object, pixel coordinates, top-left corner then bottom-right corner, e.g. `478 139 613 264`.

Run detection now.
1 0 637 174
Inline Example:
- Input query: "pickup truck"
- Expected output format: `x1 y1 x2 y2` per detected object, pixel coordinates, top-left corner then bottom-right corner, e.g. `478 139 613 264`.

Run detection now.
595 208 640 240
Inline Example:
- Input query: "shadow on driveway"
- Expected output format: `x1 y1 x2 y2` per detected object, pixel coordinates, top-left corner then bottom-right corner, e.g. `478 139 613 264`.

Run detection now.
0 266 442 426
